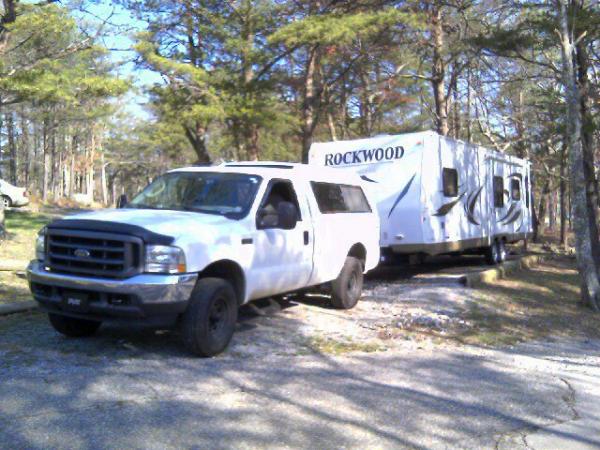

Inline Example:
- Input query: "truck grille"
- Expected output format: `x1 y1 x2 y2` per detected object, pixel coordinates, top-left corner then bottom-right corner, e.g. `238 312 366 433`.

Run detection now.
46 229 143 279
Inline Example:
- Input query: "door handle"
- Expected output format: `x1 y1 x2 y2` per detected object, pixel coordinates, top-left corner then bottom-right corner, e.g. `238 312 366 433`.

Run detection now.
303 231 309 245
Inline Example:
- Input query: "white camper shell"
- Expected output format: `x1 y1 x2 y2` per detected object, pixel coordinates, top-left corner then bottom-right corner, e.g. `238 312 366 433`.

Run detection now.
309 131 533 261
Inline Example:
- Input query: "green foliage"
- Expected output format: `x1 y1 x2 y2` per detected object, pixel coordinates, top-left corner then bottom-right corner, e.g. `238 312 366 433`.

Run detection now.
0 3 129 108
270 8 424 47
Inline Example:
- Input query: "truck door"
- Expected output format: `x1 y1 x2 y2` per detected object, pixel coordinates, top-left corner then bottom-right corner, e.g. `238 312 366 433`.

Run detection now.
250 179 314 298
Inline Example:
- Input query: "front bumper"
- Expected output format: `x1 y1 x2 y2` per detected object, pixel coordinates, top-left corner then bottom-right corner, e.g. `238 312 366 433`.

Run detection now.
27 261 197 324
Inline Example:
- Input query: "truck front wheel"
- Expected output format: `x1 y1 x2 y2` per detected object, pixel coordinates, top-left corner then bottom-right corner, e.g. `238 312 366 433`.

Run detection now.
331 256 363 309
181 277 238 357
48 313 101 337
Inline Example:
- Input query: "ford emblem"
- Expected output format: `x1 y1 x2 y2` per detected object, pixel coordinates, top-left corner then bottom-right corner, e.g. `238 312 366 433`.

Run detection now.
74 248 91 258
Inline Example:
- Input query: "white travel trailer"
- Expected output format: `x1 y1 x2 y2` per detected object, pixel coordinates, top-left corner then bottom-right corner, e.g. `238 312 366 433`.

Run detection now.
309 130 533 264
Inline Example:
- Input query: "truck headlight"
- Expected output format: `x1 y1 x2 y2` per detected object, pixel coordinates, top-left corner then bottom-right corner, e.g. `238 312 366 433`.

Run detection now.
35 231 46 262
144 245 186 274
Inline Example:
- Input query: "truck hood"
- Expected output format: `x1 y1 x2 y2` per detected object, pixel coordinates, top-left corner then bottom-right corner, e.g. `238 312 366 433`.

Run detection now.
61 208 238 241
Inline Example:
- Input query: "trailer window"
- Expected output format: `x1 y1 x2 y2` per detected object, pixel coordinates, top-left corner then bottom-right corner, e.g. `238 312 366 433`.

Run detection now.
442 168 458 197
511 179 521 201
525 176 530 208
493 176 504 208
311 182 372 213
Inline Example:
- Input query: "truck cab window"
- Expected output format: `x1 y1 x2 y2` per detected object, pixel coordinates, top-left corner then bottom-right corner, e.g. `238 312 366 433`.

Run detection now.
442 168 458 197
260 180 302 221
511 179 521 201
493 176 504 208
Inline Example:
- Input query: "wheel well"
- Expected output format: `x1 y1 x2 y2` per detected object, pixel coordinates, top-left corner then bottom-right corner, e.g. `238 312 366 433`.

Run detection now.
348 243 367 266
198 260 245 304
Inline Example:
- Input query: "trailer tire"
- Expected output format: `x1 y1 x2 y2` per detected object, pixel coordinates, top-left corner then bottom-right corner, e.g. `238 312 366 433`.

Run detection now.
181 277 238 357
485 241 499 265
331 256 363 309
48 313 101 337
497 240 507 263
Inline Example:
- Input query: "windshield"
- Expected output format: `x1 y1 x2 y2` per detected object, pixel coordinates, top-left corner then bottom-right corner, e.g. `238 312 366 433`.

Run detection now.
127 171 262 219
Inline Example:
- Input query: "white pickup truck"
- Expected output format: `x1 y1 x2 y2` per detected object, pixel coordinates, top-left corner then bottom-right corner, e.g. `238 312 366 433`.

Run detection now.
27 162 380 356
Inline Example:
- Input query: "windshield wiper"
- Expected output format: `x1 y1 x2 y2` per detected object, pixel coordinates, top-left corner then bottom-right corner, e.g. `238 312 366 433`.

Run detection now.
180 205 225 215
125 204 162 210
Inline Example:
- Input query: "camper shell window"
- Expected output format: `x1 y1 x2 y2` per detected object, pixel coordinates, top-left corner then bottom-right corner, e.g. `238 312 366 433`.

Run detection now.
442 168 458 197
493 176 504 207
511 179 521 201
311 182 372 214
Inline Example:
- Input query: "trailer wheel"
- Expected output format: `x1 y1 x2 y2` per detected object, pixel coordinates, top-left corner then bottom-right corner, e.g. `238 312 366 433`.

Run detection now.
497 240 507 263
48 313 101 337
485 241 499 265
331 256 363 309
181 277 238 357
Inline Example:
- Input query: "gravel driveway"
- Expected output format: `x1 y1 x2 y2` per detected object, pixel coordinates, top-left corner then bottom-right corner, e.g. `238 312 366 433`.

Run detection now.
1 255 599 449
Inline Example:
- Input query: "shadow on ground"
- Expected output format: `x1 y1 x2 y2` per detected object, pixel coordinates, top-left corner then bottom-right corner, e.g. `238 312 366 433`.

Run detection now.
2 306 595 448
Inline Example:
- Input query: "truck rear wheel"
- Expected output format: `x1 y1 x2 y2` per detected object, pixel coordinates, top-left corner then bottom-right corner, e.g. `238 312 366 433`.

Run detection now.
48 313 101 337
331 256 363 309
181 277 238 357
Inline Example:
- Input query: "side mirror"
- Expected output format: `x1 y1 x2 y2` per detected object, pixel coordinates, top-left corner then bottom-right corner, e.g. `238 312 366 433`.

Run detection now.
257 201 298 230
257 206 279 229
116 194 128 209
276 201 298 230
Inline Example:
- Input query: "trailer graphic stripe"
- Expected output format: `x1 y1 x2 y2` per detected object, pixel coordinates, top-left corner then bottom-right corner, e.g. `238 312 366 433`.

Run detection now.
387 174 416 218
360 175 378 183
433 192 465 217
502 209 521 225
497 202 518 222
465 186 483 226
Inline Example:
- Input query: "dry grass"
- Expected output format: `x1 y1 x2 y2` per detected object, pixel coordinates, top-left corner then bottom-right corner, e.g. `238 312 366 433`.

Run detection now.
0 272 31 304
307 335 385 355
453 256 600 346
0 210 52 304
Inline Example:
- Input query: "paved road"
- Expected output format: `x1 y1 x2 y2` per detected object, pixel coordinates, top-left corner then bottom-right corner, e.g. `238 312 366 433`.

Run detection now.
1 311 599 449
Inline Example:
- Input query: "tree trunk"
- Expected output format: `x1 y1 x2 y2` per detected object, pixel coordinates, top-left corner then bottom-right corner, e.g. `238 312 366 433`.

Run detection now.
538 178 550 235
100 152 108 206
7 112 17 185
301 44 321 163
548 189 557 232
556 0 600 310
245 124 259 161
20 110 30 188
560 145 568 246
42 120 49 202
327 108 338 141
575 35 600 263
430 3 448 136
184 122 211 163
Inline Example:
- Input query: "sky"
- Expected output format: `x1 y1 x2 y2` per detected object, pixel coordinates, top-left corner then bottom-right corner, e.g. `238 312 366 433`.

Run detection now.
73 1 162 120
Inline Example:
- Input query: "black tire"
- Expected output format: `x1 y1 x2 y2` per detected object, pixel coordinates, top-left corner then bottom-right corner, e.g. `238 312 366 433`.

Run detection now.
331 256 363 309
497 239 507 263
181 277 238 357
485 240 499 265
1 196 11 209
48 313 101 337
